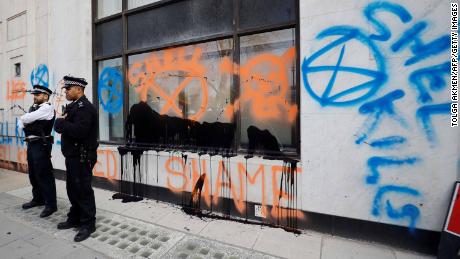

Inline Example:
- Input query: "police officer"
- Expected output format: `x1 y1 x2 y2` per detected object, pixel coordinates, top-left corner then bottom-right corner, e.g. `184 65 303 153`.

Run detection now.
54 76 98 242
18 84 57 218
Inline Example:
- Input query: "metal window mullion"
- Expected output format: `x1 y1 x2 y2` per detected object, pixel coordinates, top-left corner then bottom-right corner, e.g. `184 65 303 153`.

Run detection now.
92 0 100 140
234 0 240 152
122 0 128 144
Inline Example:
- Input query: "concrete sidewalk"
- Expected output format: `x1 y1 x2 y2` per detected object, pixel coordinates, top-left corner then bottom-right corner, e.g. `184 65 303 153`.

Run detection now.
0 168 433 259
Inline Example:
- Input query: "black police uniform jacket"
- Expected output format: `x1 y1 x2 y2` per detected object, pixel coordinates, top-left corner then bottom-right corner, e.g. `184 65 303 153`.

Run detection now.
54 95 99 158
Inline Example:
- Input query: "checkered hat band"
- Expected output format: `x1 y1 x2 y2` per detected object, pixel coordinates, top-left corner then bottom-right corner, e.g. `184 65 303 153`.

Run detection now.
31 88 50 94
64 80 86 87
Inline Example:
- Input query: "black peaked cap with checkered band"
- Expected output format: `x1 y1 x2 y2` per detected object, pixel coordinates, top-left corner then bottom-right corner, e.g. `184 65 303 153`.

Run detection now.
62 75 87 89
30 84 53 95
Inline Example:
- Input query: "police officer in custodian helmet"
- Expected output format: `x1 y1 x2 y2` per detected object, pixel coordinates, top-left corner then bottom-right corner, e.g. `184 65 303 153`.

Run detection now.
54 76 99 242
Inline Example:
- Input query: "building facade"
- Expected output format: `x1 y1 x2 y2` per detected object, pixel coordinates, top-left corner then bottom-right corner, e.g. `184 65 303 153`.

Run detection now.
0 0 457 251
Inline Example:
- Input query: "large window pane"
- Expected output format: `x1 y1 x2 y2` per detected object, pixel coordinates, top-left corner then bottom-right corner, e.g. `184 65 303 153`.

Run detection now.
239 29 297 154
98 58 124 141
127 0 233 50
127 39 234 148
97 0 122 18
96 19 122 57
239 0 296 30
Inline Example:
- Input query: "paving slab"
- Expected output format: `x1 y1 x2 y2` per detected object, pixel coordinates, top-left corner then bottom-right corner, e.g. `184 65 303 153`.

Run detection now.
321 237 396 259
199 219 263 249
253 227 322 259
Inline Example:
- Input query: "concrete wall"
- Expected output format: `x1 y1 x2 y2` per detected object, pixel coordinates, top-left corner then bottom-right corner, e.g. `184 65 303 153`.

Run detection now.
300 0 458 231
0 0 457 233
0 0 92 172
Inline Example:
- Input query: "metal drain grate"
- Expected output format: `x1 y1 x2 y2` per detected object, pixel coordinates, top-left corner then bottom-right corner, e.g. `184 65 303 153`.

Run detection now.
2 198 277 259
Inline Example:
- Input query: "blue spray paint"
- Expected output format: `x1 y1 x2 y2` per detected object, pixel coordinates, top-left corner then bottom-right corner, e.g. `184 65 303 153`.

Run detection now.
364 2 412 41
98 67 123 114
416 103 451 144
30 64 49 88
369 136 407 149
14 118 24 146
302 26 387 106
372 185 420 231
385 201 420 232
0 121 12 145
391 22 450 66
409 62 450 104
391 22 427 52
366 156 419 184
355 90 407 144
303 1 451 230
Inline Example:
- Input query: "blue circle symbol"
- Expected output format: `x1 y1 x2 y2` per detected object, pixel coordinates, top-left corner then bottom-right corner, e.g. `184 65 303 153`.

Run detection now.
302 26 387 107
98 67 123 114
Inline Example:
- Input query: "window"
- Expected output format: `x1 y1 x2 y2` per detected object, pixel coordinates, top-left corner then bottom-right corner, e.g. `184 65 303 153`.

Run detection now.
95 18 122 57
127 39 234 147
239 29 297 151
97 0 122 18
14 63 21 77
127 0 233 51
98 58 124 141
94 0 299 156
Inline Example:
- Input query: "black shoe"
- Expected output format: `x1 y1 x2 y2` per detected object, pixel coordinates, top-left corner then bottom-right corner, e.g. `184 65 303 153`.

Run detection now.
57 221 80 230
22 201 44 210
74 226 96 242
39 207 57 218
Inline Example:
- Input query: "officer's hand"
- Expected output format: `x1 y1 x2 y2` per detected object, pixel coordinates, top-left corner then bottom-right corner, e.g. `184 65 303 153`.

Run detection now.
56 113 67 119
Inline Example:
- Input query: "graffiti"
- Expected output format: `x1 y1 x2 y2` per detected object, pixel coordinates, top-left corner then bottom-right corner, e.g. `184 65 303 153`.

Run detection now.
128 43 297 125
368 136 406 149
93 149 118 180
98 67 123 114
304 1 451 230
391 22 450 66
416 103 451 144
366 156 419 184
165 156 304 221
129 47 208 121
302 28 387 106
409 62 450 104
0 121 13 145
220 47 298 122
364 2 412 41
30 64 49 87
372 185 420 231
14 118 25 146
355 90 408 145
7 80 26 100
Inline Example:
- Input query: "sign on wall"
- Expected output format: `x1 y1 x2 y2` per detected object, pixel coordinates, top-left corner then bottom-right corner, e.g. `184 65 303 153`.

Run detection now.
444 182 460 237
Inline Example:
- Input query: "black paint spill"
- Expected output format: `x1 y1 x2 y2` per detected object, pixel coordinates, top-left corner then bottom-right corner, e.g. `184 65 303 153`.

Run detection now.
126 101 234 149
114 146 145 203
190 173 206 210
278 158 299 229
112 193 143 203
181 207 301 235
117 101 300 231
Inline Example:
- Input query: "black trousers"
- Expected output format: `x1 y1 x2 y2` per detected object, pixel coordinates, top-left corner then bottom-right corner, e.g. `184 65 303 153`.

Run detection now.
27 140 56 209
65 156 97 228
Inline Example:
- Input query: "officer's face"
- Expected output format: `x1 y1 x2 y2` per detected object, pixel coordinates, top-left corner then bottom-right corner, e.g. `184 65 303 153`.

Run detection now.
33 93 48 104
64 86 78 101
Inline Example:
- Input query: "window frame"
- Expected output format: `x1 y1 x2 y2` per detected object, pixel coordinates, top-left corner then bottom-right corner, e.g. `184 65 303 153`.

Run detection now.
92 0 300 157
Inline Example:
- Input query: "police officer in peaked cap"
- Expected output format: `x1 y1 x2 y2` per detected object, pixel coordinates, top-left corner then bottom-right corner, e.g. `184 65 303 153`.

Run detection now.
54 75 99 242
18 84 57 218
